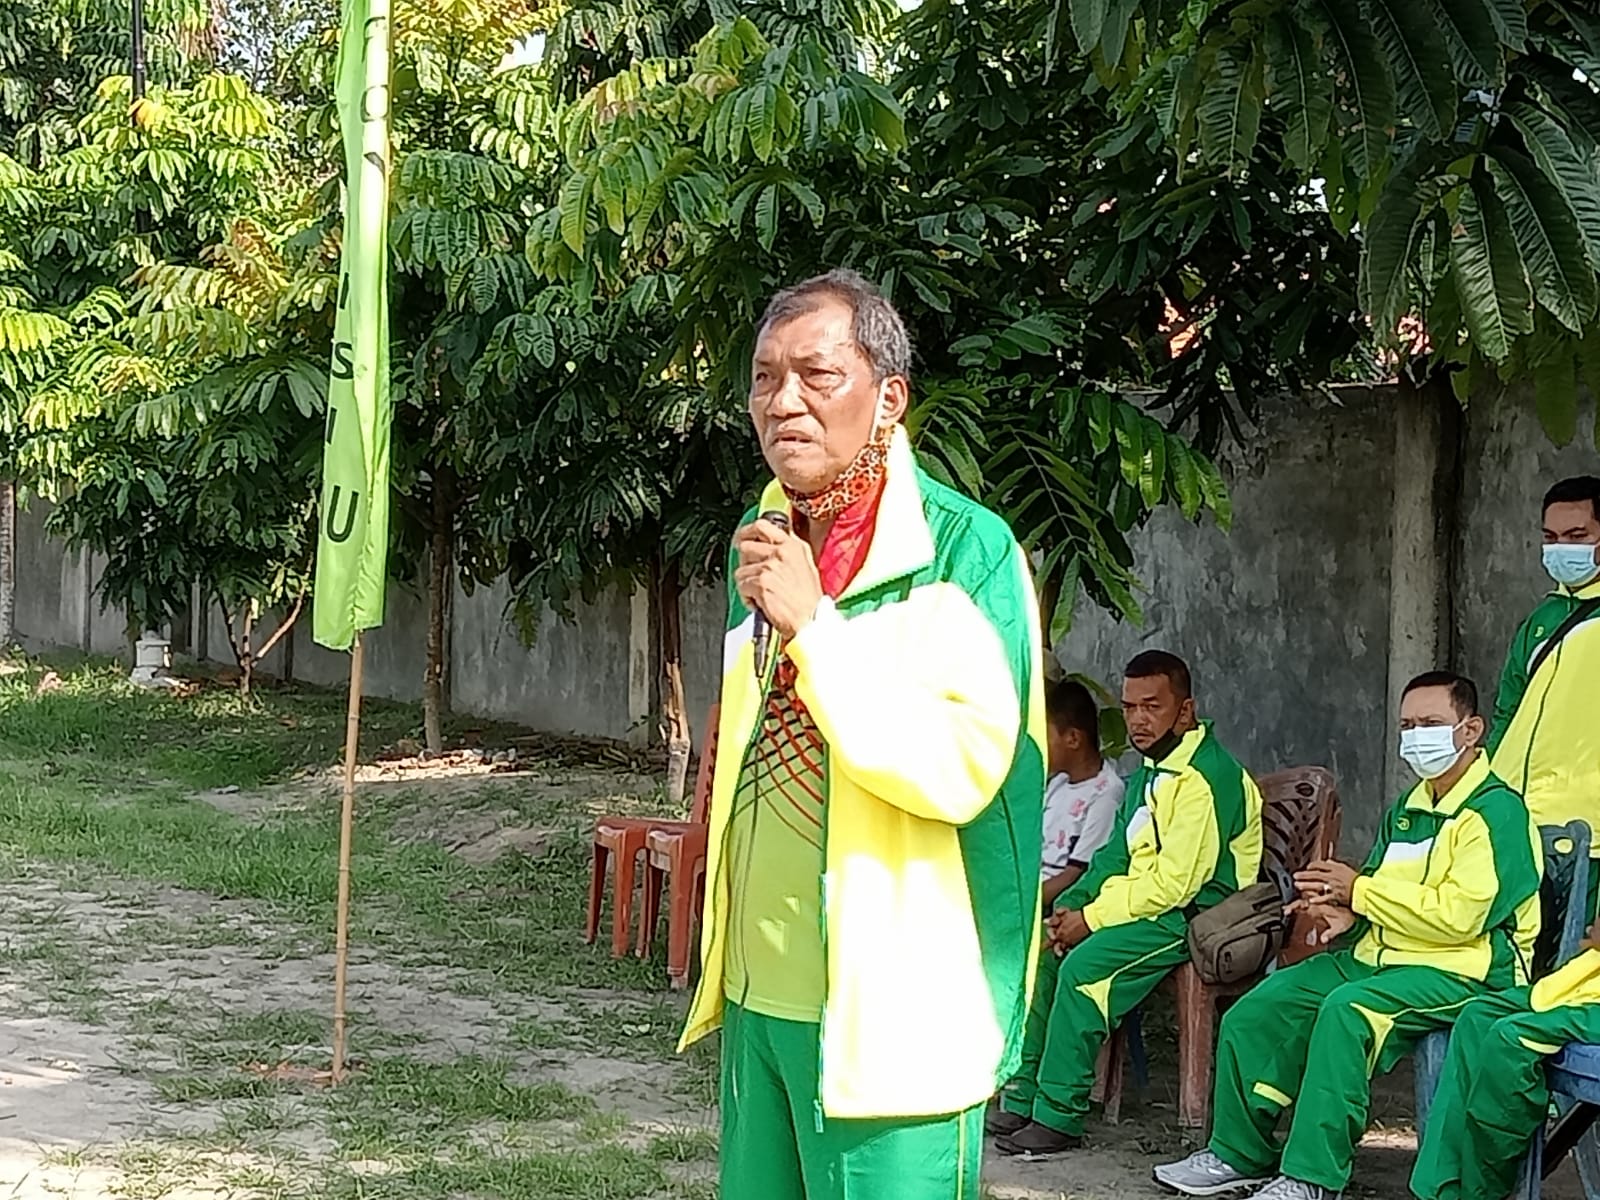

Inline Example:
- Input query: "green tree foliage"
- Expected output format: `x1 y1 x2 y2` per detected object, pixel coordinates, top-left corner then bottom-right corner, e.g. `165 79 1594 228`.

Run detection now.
14 72 308 690
538 7 1306 637
0 0 213 164
1047 0 1600 443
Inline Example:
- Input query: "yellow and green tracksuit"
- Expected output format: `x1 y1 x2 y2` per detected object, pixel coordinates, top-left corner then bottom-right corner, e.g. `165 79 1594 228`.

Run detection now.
1208 755 1543 1192
1412 949 1600 1200
1001 724 1263 1136
1491 579 1600 884
683 427 1047 1199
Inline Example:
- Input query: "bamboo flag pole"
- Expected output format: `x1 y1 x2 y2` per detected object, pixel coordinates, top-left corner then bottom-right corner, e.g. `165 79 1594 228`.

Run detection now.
315 0 391 1084
331 634 365 1083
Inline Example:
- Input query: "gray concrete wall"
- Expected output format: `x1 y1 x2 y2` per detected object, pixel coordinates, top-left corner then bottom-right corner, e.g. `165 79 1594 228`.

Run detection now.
1054 386 1399 851
1455 383 1599 706
15 500 136 656
15 501 87 650
450 577 637 740
9 381 1592 845
196 574 646 740
682 582 726 734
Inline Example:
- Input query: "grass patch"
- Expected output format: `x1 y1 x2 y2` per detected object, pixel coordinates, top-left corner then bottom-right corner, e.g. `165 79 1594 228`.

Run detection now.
0 658 675 993
0 930 111 1022
648 1128 719 1163
0 660 435 790
349 1055 590 1126
325 1143 670 1200
0 655 716 1198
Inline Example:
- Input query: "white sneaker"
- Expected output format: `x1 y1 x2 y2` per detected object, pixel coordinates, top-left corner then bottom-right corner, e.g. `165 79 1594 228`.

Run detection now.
1154 1149 1268 1197
1247 1177 1340 1200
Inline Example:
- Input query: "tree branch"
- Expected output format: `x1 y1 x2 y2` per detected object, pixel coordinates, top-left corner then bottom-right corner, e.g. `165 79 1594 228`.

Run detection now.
254 588 308 663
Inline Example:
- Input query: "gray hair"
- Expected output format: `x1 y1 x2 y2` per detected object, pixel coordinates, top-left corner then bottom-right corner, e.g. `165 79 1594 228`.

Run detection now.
756 268 913 383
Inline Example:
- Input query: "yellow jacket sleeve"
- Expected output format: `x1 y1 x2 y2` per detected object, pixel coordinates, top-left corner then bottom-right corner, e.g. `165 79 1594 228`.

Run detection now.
1351 813 1497 945
787 578 1028 827
1083 771 1221 930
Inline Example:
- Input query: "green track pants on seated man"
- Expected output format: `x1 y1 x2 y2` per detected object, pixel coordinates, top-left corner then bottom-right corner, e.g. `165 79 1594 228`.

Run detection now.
719 1002 984 1200
1209 950 1487 1192
1411 987 1600 1200
1001 911 1190 1134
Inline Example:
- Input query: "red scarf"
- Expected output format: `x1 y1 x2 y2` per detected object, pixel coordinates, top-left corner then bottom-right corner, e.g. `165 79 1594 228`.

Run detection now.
806 472 885 599
774 475 885 693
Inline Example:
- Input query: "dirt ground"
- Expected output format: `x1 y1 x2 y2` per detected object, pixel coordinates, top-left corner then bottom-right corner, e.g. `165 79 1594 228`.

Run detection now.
0 757 1588 1200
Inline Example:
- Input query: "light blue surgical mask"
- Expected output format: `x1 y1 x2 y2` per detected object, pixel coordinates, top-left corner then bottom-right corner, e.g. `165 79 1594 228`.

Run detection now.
1544 543 1600 590
1399 723 1464 781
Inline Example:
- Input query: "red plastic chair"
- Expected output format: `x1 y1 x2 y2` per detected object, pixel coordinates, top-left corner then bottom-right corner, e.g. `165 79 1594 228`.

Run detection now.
584 707 719 958
1095 765 1342 1129
638 720 720 988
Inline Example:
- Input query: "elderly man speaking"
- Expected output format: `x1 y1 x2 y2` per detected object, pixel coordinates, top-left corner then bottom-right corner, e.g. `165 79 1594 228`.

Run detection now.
677 269 1047 1200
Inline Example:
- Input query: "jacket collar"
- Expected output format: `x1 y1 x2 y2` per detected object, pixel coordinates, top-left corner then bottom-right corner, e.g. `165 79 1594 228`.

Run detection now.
1145 723 1209 773
1559 576 1600 602
759 424 935 601
1404 749 1491 816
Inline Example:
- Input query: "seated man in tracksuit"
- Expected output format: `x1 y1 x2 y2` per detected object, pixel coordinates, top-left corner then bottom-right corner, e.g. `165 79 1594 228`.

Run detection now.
1157 671 1543 1200
1411 917 1600 1200
990 649 1263 1158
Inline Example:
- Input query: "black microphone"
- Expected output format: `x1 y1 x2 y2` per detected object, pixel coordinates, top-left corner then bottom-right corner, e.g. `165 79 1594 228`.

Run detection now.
751 510 790 679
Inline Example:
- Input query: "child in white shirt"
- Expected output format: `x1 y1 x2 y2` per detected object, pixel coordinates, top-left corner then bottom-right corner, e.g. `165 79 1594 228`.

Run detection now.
1040 679 1124 910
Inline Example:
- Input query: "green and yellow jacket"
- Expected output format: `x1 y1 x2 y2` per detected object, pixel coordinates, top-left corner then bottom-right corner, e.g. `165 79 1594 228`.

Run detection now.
1351 754 1542 985
679 426 1047 1121
1489 579 1600 855
1059 724 1263 930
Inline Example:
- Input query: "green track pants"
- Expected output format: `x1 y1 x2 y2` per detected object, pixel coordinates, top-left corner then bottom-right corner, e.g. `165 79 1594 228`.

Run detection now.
1209 950 1486 1191
719 1002 984 1200
1410 988 1600 1200
1001 912 1189 1135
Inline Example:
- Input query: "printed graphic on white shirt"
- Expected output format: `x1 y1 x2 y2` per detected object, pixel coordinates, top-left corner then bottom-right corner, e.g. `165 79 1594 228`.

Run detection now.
1040 764 1126 879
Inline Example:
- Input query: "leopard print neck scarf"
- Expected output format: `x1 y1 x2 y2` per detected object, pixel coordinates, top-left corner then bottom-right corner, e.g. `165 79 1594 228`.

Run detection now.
783 425 894 522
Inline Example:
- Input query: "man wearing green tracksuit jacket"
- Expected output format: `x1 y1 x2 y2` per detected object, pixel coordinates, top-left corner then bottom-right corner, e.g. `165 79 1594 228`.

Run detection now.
1411 928 1600 1200
686 271 1045 1200
990 649 1263 1158
1156 671 1543 1200
1490 476 1600 922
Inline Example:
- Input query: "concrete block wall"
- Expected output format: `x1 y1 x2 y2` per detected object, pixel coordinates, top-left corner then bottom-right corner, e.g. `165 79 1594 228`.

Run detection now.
10 382 1592 844
1054 386 1399 849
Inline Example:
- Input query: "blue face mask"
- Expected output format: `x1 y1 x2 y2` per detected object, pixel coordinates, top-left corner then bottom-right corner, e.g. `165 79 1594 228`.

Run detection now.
1399 723 1464 781
1544 543 1600 589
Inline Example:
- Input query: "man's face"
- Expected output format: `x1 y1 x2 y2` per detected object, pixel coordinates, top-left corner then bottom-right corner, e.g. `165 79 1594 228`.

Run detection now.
748 296 905 494
1398 685 1483 748
1543 500 1600 548
1121 674 1192 753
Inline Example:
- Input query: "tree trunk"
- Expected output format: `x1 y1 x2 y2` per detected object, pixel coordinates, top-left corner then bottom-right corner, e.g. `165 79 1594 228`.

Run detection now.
422 472 454 755
0 479 15 648
255 591 307 687
657 556 692 809
238 600 255 702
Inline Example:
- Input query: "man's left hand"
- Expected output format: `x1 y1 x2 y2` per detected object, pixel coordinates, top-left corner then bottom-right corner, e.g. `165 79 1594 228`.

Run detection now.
1050 908 1092 951
733 519 823 640
1294 860 1358 907
1306 901 1357 945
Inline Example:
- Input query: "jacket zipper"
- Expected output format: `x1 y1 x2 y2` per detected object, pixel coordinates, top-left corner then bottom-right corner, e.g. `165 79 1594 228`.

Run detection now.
719 641 781 1010
815 745 831 1134
1521 632 1564 796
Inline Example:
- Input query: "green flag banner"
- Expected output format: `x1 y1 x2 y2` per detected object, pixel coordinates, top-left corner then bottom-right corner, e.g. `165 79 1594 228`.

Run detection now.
313 0 392 651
